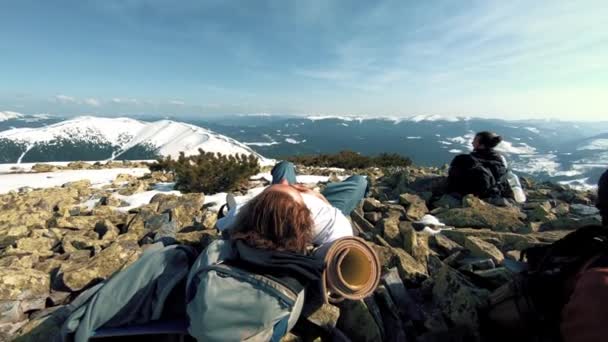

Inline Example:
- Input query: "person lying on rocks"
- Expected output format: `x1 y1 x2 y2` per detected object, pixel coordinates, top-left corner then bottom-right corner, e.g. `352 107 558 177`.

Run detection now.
598 169 608 226
447 131 519 205
217 160 368 246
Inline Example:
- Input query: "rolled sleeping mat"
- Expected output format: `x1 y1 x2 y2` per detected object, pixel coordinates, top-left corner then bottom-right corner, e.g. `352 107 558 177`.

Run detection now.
314 236 381 303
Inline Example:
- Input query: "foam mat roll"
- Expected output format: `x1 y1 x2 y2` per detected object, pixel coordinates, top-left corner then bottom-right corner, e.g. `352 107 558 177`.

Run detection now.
314 236 381 303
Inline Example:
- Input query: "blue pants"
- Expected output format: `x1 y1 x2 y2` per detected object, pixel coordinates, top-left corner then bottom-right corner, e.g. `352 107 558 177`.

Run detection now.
271 161 368 216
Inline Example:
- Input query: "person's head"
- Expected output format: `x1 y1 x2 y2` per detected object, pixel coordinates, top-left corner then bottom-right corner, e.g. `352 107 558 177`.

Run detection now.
473 131 502 151
230 182 313 253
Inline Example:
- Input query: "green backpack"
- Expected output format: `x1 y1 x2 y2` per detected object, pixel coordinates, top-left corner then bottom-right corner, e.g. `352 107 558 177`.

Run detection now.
186 239 307 342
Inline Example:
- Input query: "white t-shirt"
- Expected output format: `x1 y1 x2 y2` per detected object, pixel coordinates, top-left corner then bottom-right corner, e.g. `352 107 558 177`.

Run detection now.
216 193 353 245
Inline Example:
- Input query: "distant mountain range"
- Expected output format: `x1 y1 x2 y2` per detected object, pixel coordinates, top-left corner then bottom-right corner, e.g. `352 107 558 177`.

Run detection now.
0 114 266 164
1 112 607 188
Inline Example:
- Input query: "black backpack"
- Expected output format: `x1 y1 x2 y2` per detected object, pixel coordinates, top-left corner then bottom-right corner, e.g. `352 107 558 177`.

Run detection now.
485 225 608 341
448 154 503 198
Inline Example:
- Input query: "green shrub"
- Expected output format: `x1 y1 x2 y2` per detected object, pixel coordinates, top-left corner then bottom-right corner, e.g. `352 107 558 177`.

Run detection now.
286 150 411 169
149 149 260 193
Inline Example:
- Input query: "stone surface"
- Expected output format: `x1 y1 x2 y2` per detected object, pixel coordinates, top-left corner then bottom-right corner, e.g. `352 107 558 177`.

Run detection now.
336 300 383 342
432 194 462 209
429 234 464 257
442 228 539 252
432 264 490 336
399 193 429 221
464 237 505 265
362 198 383 212
306 303 340 328
436 199 525 232
0 268 50 323
58 240 141 291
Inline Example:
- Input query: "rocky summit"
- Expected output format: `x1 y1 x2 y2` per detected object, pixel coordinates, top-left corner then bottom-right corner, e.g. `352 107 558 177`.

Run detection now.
0 163 601 341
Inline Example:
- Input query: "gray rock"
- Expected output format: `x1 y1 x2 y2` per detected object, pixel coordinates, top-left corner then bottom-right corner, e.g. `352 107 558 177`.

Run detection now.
464 237 505 265
432 264 490 337
570 204 600 217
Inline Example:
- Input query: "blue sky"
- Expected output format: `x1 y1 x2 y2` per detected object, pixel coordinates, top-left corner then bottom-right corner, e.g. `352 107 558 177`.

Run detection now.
1 0 607 120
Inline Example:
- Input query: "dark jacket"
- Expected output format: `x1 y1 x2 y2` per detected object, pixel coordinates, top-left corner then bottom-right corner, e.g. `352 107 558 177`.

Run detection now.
447 149 509 198
598 170 608 225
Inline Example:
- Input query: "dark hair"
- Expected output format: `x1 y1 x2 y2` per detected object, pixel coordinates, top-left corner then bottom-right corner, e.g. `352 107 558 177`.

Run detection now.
230 188 313 253
475 131 502 149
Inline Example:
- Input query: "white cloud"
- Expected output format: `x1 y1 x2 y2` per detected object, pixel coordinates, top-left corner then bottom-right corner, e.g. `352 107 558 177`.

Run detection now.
55 94 77 104
112 97 139 104
169 100 185 106
84 98 101 107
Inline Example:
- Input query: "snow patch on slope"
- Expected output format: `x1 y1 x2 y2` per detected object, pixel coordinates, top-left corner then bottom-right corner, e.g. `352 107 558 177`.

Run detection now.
578 139 608 150
0 116 270 164
0 111 24 121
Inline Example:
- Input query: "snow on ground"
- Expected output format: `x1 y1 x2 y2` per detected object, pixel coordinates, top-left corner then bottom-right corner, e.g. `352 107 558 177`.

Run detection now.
285 138 307 144
449 149 463 154
0 167 149 194
0 111 23 121
495 141 536 154
244 141 280 146
578 139 608 150
524 127 540 134
114 183 182 212
510 154 561 176
559 178 595 190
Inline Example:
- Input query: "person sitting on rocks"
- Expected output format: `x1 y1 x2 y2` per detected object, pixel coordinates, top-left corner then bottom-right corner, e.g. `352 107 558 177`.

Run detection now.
217 160 369 246
598 169 608 226
447 131 511 202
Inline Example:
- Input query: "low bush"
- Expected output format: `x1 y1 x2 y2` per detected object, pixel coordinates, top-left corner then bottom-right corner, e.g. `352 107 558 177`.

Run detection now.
149 149 260 193
286 150 412 169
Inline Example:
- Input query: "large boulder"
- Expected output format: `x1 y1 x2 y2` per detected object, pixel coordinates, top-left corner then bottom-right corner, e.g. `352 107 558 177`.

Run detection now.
336 300 382 342
14 237 58 257
150 193 205 228
432 264 490 338
441 228 540 252
58 240 142 292
372 237 427 285
399 193 429 221
50 216 100 231
464 236 505 265
31 164 58 173
436 197 525 232
0 268 50 323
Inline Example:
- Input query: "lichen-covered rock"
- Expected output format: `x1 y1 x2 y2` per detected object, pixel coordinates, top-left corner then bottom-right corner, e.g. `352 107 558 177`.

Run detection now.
0 268 50 323
31 164 58 173
50 216 100 230
58 240 141 291
336 300 382 342
464 236 505 265
436 199 525 232
432 264 490 338
442 228 539 252
381 217 402 247
373 237 428 285
362 198 383 212
15 237 58 257
399 193 429 221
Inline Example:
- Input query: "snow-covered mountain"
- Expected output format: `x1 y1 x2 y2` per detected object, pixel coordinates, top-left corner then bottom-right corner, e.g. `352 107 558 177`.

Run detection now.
1 113 606 188
0 116 267 163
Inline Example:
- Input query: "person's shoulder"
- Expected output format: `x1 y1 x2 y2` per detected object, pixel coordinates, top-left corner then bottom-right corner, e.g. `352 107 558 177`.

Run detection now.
600 169 608 184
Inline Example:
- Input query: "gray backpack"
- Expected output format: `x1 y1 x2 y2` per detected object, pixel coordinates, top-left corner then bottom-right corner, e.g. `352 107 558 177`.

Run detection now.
186 239 306 341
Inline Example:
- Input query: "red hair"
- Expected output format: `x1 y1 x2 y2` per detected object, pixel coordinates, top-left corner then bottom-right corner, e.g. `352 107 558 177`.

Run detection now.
230 189 313 253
